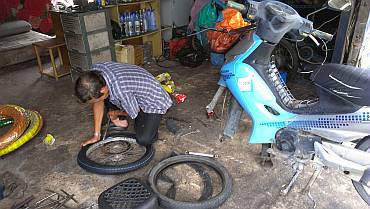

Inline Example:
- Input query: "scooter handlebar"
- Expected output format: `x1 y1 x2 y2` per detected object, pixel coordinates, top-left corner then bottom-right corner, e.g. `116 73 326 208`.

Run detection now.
311 29 334 41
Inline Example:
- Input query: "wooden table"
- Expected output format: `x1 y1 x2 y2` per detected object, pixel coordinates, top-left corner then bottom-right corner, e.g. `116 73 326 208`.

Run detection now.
32 38 71 80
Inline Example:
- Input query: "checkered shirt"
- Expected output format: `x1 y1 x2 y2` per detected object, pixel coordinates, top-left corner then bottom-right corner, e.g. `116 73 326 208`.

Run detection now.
92 61 172 119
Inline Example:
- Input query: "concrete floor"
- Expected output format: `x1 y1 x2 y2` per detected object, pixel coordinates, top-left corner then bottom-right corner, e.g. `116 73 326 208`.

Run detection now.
0 60 367 209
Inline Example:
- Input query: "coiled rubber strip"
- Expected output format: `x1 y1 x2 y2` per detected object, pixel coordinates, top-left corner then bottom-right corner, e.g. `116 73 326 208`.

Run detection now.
0 110 42 157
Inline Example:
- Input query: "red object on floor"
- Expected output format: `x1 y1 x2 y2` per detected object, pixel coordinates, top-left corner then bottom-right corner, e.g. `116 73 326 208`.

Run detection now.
174 93 187 104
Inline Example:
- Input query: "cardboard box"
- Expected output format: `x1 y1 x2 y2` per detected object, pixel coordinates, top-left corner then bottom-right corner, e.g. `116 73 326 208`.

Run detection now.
115 44 144 66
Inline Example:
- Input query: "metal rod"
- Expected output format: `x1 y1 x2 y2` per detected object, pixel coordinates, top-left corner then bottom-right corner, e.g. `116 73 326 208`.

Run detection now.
301 167 323 194
206 86 226 114
102 116 110 141
185 151 220 158
281 169 302 196
35 193 57 205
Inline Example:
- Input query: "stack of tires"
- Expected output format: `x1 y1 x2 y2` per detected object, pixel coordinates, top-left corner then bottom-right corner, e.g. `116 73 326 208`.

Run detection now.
0 105 43 157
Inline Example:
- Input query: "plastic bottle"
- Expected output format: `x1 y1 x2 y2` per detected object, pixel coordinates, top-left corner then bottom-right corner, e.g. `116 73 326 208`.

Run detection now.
120 14 125 37
134 11 141 35
96 0 101 8
128 12 134 36
148 9 157 31
124 12 130 37
141 9 148 33
139 10 144 33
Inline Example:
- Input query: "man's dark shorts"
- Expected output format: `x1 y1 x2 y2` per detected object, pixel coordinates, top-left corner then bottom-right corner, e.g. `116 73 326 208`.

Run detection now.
104 98 161 146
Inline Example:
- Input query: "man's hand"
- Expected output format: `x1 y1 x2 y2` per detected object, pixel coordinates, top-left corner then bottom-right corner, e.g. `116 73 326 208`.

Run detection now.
108 110 120 121
81 135 100 147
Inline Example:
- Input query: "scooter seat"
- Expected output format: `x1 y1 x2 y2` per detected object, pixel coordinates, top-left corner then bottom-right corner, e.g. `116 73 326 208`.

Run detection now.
311 64 370 106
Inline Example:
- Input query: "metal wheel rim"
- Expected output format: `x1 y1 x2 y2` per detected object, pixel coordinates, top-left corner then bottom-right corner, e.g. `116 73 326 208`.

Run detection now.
86 137 146 166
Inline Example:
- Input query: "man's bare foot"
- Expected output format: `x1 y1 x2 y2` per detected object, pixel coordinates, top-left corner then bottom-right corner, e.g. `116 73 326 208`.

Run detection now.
81 135 100 147
112 119 128 128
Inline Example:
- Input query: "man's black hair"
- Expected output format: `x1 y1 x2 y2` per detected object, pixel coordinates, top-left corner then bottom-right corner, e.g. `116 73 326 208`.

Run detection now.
74 71 106 103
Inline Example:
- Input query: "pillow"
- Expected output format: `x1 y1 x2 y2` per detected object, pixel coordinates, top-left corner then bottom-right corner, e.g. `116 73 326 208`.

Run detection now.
0 20 32 38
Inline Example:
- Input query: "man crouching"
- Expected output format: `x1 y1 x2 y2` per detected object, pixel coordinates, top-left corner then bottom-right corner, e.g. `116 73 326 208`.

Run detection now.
74 61 172 147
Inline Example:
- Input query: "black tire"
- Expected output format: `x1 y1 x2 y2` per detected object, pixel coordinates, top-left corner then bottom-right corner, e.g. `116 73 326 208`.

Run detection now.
272 39 299 82
77 132 154 175
148 155 232 209
352 135 370 206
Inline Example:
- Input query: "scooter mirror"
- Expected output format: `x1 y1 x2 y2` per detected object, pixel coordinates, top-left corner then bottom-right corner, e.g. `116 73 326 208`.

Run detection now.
327 0 352 11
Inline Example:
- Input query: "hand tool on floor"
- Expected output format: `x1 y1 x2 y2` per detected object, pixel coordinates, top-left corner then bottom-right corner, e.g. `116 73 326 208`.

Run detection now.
180 129 200 138
185 151 220 158
31 189 78 209
10 195 35 209
102 116 110 141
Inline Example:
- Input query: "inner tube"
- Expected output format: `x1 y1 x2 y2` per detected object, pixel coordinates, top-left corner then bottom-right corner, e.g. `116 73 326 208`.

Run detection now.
0 110 43 157
0 105 28 149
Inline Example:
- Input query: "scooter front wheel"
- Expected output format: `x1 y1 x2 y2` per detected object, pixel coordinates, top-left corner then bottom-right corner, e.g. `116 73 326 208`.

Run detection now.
352 135 370 205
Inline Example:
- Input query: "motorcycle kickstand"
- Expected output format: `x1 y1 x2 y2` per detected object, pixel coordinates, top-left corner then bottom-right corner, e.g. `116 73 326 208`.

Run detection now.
300 166 323 209
301 166 323 195
281 165 303 196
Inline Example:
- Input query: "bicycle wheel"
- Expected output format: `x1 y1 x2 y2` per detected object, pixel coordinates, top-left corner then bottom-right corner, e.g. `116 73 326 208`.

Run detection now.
77 133 155 174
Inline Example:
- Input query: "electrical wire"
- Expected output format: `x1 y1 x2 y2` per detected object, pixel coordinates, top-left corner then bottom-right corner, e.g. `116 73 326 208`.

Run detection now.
283 36 305 42
295 36 328 65
316 14 340 30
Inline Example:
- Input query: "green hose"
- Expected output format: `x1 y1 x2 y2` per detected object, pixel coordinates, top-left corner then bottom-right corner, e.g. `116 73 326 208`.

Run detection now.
0 118 14 128
0 110 42 157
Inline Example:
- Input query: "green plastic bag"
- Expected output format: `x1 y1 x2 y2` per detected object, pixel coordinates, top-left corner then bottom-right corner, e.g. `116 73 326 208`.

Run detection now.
196 2 218 31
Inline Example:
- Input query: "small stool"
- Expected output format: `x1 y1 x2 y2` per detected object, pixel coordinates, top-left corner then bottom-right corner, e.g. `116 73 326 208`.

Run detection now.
32 38 71 80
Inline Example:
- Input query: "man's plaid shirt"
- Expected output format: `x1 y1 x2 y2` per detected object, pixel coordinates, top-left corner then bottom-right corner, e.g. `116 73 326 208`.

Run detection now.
92 61 172 119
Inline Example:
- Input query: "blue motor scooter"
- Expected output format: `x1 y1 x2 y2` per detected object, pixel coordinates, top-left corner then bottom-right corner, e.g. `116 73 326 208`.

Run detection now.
213 0 370 205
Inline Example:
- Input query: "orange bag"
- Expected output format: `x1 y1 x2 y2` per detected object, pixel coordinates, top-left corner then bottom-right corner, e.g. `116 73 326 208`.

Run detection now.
208 30 241 53
216 8 250 32
208 8 251 53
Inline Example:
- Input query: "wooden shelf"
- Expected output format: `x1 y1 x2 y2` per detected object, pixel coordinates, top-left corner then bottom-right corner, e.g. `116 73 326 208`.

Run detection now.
108 0 162 57
116 0 155 6
161 25 172 31
115 29 160 42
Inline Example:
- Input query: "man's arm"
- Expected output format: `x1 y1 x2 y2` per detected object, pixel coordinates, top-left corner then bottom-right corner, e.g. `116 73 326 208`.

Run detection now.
93 99 105 135
81 100 105 147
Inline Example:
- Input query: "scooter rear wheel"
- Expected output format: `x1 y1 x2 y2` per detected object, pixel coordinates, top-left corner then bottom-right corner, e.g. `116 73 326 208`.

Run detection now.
352 135 370 205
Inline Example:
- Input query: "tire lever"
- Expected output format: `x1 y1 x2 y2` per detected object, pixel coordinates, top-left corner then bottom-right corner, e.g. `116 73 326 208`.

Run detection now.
102 115 111 141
